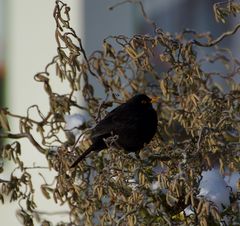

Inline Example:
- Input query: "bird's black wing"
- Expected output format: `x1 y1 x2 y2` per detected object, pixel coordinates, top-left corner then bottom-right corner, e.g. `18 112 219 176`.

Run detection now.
91 103 143 149
70 105 138 167
91 103 128 139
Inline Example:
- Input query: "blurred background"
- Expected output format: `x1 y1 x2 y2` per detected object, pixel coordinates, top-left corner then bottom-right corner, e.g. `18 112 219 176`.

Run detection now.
0 0 238 225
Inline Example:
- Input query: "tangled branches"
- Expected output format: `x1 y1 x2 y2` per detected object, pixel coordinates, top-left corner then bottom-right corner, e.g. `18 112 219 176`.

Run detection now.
0 0 240 225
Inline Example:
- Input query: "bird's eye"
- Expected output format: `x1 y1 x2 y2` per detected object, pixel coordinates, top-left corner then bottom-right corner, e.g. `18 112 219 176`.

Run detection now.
141 100 147 104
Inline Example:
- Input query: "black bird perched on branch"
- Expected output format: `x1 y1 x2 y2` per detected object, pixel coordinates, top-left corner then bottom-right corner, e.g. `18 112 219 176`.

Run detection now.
70 94 158 168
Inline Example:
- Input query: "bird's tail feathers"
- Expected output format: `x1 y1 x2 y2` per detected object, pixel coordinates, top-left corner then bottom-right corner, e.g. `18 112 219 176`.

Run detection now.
70 146 94 168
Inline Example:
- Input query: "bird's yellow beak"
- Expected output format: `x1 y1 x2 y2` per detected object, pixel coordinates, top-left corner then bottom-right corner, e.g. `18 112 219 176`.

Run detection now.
151 96 160 103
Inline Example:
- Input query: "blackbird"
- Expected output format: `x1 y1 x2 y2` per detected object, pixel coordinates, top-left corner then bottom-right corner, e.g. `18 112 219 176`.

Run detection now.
70 94 158 167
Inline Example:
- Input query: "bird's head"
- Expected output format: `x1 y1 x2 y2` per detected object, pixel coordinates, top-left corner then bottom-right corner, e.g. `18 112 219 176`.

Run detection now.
128 94 160 107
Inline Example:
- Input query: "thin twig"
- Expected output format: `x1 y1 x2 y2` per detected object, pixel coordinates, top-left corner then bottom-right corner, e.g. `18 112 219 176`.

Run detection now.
193 23 240 47
0 133 46 154
0 178 10 183
109 0 156 31
116 208 138 226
